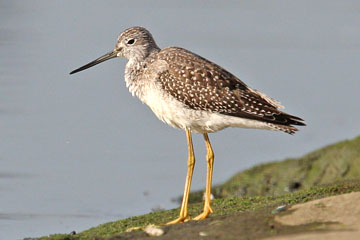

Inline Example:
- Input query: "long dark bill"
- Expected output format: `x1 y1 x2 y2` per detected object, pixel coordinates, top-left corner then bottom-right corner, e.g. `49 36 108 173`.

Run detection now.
69 50 117 75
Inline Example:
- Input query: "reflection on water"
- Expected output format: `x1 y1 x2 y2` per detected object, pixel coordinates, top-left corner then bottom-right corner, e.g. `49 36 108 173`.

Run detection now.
0 213 100 221
0 172 32 179
1 1 360 239
0 29 16 44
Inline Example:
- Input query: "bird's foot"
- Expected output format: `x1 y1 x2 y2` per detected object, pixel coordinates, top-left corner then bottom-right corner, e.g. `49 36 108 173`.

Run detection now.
193 206 213 220
165 215 190 225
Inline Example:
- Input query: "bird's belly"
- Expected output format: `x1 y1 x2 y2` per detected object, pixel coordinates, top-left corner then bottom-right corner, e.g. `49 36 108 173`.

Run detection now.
140 85 214 133
140 84 272 133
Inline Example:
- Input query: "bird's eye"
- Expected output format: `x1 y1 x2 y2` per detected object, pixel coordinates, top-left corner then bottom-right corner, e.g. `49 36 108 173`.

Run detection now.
127 39 135 45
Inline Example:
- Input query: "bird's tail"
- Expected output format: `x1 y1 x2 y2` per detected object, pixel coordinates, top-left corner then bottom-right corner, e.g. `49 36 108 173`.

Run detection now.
267 113 306 135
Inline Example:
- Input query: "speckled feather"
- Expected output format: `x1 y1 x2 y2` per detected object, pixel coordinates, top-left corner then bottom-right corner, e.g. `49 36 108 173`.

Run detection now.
149 47 304 134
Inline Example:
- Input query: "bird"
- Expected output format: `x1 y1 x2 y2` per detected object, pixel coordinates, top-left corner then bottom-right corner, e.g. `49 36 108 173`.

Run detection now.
70 26 305 224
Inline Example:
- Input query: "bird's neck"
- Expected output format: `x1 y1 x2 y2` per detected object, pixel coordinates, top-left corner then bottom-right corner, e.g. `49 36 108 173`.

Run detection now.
125 59 143 95
124 48 160 99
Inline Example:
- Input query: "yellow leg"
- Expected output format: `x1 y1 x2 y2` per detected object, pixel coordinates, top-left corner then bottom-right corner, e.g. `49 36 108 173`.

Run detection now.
193 133 214 220
166 129 195 225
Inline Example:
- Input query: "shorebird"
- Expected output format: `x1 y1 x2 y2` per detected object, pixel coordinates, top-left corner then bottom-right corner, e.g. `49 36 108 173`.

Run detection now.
70 26 305 224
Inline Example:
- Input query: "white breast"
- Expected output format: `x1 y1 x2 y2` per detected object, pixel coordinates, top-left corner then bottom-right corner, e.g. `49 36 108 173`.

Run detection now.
141 81 193 130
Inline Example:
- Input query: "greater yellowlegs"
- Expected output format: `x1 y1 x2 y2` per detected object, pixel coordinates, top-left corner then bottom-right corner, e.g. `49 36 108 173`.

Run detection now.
70 26 305 224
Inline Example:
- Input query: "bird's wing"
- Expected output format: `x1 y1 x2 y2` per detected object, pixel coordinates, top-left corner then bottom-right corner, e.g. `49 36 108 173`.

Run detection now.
154 47 304 127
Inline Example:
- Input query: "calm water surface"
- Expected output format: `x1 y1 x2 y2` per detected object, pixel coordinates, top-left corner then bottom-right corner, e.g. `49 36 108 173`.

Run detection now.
1 1 360 239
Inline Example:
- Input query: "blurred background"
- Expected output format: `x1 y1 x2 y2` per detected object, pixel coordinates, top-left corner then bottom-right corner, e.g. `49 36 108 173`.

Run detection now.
1 1 359 239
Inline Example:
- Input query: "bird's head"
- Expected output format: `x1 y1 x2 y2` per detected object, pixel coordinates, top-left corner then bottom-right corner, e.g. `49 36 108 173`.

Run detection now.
115 26 159 60
70 26 159 75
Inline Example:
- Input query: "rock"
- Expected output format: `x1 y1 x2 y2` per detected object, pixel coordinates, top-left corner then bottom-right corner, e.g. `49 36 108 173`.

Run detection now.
144 224 164 237
271 205 287 214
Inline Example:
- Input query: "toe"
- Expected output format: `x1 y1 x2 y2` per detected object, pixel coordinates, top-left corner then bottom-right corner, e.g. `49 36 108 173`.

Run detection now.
165 215 190 225
193 211 210 221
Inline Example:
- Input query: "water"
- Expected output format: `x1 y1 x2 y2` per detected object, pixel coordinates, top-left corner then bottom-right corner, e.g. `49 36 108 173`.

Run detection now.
1 1 360 239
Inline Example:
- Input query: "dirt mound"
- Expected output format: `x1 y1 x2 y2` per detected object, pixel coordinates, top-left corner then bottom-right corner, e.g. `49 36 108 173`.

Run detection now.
267 192 360 240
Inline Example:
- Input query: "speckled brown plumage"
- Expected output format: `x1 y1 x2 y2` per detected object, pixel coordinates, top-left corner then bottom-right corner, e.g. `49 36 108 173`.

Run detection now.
153 47 304 134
